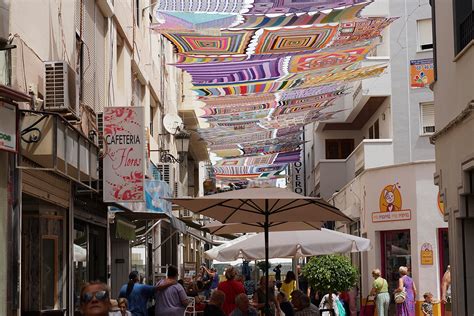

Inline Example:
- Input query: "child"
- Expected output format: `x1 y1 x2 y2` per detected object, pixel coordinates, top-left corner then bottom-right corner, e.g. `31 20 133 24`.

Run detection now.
422 292 439 316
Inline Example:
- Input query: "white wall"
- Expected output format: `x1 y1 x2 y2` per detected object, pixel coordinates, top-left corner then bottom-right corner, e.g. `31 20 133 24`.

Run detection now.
331 162 447 302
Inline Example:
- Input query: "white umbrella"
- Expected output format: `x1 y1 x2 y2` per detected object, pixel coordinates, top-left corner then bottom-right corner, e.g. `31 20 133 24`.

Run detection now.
171 187 351 315
205 229 372 261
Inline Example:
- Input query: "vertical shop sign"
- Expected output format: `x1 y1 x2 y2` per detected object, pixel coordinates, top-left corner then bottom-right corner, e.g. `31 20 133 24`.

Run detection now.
421 243 434 265
0 102 17 152
103 106 145 202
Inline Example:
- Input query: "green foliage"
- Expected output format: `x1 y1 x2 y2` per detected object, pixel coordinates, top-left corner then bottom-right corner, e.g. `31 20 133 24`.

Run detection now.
302 255 358 293
256 260 272 273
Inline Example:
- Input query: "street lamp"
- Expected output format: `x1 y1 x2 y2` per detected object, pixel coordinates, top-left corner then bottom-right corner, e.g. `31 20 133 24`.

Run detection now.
154 128 191 164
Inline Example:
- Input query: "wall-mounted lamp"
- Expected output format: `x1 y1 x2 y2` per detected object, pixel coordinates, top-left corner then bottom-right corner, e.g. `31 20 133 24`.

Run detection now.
151 127 191 164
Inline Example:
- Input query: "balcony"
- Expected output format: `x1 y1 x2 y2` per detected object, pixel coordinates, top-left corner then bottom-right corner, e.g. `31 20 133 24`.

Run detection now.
314 139 393 200
18 110 99 191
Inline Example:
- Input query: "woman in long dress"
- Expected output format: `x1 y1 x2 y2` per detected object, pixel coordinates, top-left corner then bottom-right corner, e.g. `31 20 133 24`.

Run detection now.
395 266 417 316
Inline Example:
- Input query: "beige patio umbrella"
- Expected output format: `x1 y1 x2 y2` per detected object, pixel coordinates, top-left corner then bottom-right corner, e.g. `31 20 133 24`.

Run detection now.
204 220 323 235
170 187 351 315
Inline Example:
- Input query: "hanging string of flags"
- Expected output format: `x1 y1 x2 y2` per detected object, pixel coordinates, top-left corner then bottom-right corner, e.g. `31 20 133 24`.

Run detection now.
152 0 397 181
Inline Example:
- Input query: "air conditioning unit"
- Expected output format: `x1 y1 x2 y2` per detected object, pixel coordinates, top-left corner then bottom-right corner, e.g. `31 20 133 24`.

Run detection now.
44 61 78 118
156 163 174 187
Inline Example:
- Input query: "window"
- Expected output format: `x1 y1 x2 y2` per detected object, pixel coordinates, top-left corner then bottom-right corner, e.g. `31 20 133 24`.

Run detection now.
417 19 434 51
368 119 380 139
420 102 435 135
325 139 354 159
453 0 474 54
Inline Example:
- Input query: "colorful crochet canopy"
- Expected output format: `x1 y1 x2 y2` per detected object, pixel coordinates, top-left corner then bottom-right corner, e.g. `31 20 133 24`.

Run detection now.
163 31 254 55
152 0 397 181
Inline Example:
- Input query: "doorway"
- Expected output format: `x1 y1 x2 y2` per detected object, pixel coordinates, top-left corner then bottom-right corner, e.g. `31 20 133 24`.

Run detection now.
438 228 449 316
381 230 411 315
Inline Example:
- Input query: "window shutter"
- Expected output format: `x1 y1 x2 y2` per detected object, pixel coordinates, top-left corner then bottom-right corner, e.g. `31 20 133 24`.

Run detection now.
82 2 106 113
421 103 435 134
95 9 106 113
417 19 433 50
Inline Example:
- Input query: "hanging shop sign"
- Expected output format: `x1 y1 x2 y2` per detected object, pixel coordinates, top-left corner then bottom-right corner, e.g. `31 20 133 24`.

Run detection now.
103 106 145 202
0 102 18 153
372 183 412 222
410 58 434 88
421 243 434 265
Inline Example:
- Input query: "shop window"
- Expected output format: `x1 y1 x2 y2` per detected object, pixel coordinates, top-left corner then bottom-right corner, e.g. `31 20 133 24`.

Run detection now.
420 102 435 135
325 139 354 159
381 230 411 295
417 19 434 51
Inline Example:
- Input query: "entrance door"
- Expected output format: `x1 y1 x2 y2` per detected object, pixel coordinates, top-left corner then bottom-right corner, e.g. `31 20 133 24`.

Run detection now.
381 230 411 315
438 228 449 316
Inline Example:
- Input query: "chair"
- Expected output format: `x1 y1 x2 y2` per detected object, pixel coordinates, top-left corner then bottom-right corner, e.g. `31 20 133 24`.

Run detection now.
184 297 196 316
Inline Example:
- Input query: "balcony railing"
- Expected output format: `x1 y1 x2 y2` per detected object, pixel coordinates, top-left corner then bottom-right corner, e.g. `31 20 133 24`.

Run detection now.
314 139 393 200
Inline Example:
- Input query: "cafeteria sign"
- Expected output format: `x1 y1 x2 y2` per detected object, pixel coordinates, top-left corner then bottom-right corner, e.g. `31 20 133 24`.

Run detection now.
410 59 434 88
372 183 412 222
103 106 145 202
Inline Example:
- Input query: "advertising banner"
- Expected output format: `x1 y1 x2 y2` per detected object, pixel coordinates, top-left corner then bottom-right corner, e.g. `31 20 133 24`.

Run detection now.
410 58 434 88
103 106 145 202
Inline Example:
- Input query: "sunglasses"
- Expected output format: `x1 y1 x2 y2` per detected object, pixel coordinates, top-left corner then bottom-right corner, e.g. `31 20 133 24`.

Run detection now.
81 290 109 304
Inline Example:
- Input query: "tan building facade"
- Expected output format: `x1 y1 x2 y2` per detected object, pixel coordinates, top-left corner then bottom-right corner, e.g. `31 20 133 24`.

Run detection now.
431 0 474 315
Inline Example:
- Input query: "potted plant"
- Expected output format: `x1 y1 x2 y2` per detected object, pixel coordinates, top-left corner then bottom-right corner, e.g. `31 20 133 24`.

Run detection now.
302 255 358 307
256 260 272 276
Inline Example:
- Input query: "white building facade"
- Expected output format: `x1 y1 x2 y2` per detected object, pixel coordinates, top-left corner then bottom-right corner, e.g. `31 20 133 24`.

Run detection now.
309 0 447 314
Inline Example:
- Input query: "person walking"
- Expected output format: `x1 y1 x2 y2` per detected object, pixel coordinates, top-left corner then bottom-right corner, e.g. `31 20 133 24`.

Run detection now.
155 265 189 316
204 290 226 316
79 281 111 316
395 266 417 316
218 266 246 315
281 271 297 301
370 269 389 316
118 271 156 316
273 264 282 290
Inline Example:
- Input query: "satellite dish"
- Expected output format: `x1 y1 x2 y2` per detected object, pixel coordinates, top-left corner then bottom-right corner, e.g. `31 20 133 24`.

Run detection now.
163 113 183 135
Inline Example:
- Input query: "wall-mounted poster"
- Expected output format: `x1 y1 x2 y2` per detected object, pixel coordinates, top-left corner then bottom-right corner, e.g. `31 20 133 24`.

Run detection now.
103 106 145 202
410 58 434 88
421 243 434 265
372 183 412 222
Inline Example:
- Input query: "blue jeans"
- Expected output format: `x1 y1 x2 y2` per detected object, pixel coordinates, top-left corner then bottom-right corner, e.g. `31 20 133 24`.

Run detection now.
376 292 390 316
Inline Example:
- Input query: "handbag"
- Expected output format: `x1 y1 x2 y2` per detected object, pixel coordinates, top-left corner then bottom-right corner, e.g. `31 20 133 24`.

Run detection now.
394 289 407 304
336 299 347 316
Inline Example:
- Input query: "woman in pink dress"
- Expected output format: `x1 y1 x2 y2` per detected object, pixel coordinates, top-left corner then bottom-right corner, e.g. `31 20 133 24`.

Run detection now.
395 266 417 316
